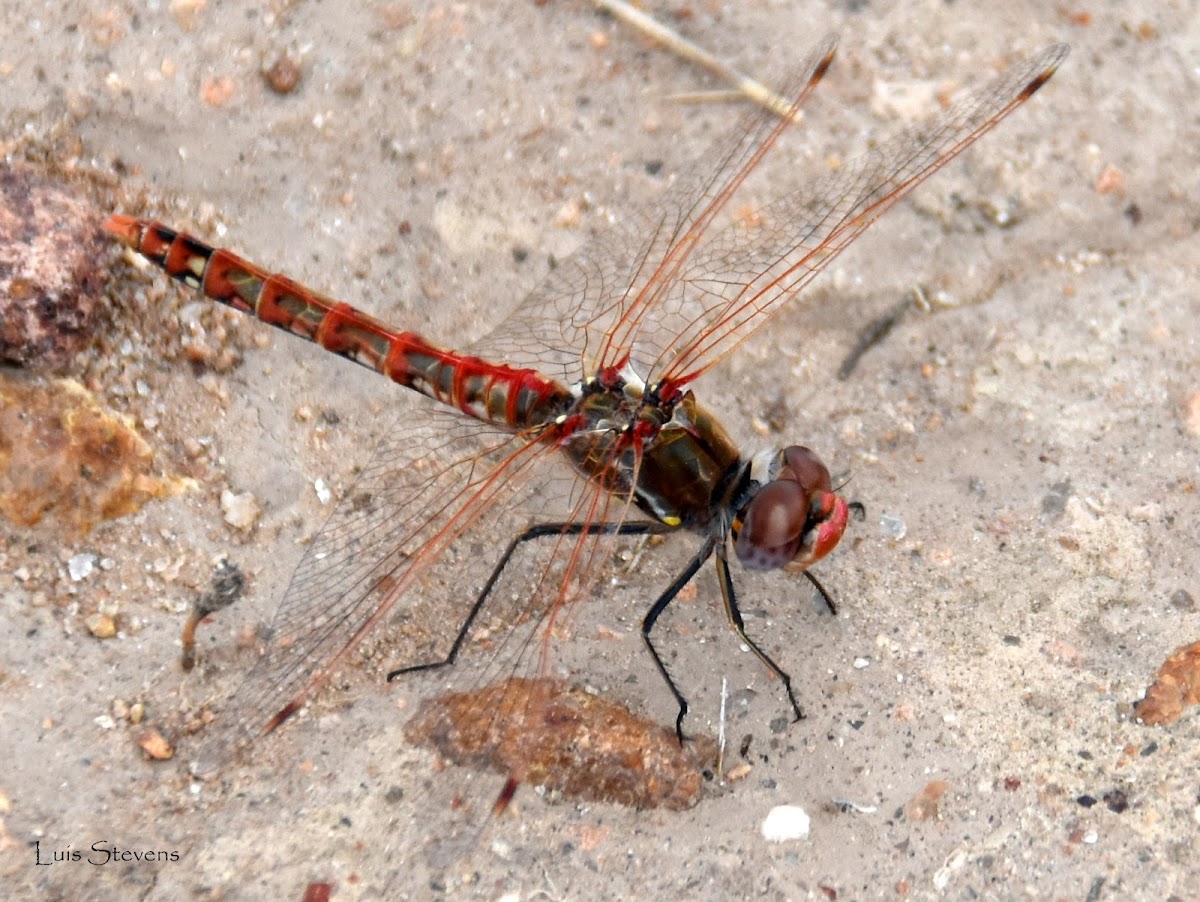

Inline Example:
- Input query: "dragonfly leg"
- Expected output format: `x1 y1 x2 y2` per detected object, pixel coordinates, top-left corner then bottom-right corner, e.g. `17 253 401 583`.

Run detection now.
388 520 670 681
641 537 718 744
803 568 837 616
716 549 836 724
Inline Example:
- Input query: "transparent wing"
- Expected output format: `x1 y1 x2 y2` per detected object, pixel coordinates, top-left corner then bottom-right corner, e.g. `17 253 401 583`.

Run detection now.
191 404 565 774
470 40 1067 389
467 34 839 380
650 42 1069 383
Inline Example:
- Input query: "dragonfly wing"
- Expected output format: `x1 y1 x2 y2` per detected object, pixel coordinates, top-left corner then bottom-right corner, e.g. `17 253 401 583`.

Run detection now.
466 34 839 383
190 404 564 774
472 41 1066 389
651 43 1070 383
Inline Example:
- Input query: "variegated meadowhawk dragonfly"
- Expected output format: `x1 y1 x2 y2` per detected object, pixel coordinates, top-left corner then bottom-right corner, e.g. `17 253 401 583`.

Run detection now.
105 36 1067 776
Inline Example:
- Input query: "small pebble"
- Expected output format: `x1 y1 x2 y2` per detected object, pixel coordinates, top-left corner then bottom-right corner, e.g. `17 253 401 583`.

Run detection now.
86 613 117 639
138 727 175 760
314 478 332 504
221 489 261 530
68 553 97 581
905 780 949 821
1094 163 1125 194
761 804 811 842
724 763 752 782
264 55 302 94
200 76 237 107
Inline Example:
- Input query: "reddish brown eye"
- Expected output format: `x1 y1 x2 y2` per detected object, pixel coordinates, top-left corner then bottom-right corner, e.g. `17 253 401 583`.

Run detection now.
735 479 810 571
783 446 832 494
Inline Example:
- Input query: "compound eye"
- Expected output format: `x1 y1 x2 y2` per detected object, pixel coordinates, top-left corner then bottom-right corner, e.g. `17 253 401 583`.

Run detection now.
735 479 810 571
783 446 833 494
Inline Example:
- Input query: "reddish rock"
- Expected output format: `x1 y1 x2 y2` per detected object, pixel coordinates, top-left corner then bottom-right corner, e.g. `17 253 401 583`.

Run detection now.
405 676 716 810
0 166 107 366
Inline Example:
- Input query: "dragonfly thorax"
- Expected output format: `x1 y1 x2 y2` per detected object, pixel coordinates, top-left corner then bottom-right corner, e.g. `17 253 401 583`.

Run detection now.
561 370 848 571
560 373 739 531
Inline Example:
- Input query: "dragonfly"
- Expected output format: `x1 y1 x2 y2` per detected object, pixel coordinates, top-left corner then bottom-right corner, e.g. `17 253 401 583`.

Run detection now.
104 36 1068 776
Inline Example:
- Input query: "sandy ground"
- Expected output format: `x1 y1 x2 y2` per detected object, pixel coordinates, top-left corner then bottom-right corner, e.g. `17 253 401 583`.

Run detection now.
2 1 1198 899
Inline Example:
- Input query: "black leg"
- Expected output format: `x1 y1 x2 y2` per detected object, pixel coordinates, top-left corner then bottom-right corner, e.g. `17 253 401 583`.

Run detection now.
803 569 837 616
715 548 807 723
715 552 839 722
640 537 717 744
387 519 670 681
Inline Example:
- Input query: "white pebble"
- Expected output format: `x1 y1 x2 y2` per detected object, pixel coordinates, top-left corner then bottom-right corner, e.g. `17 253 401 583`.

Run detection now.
68 554 97 582
314 478 332 504
761 804 811 842
221 489 261 531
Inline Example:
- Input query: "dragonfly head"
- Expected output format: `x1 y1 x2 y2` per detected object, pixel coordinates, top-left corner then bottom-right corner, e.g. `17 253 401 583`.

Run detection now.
733 446 848 573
